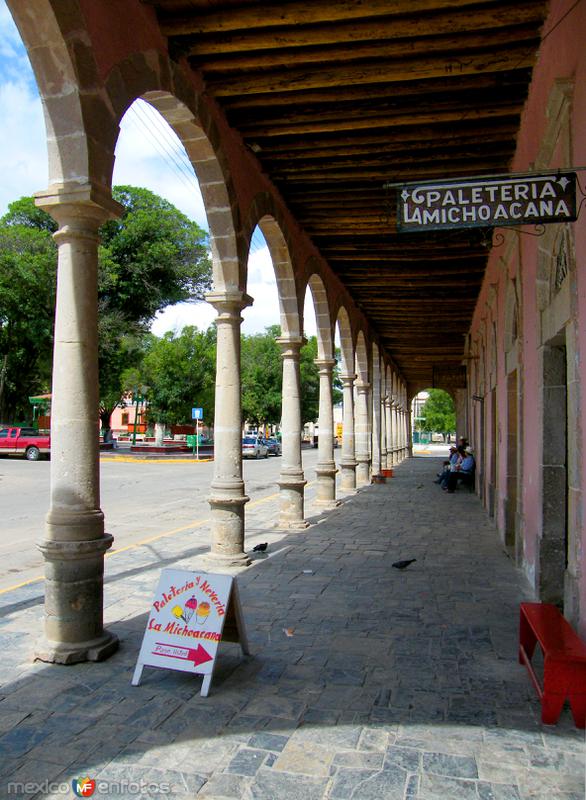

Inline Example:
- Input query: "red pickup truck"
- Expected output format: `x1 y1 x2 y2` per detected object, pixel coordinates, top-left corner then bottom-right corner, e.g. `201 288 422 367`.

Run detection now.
0 427 51 460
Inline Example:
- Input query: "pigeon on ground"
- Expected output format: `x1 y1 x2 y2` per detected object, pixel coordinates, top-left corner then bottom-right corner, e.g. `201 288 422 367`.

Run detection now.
253 542 268 552
392 559 416 570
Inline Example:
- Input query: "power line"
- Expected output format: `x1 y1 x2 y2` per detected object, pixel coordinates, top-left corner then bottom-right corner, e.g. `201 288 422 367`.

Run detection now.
122 99 268 258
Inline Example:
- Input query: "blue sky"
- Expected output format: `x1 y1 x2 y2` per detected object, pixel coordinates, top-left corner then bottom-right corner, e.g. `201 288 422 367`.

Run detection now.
0 2 319 335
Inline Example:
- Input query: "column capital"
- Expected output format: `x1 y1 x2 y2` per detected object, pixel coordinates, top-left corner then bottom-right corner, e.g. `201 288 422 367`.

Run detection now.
314 357 336 374
35 182 123 230
340 372 357 387
205 289 254 317
276 335 304 358
356 381 371 394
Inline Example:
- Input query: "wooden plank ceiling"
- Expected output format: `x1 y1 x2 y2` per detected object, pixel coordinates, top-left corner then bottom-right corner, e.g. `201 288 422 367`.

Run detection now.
147 0 549 390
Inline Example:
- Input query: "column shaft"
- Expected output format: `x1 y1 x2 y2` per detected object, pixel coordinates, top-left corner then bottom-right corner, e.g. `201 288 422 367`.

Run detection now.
355 382 371 485
381 396 388 470
277 337 308 528
315 358 338 506
340 373 357 491
385 399 393 468
207 291 251 566
371 369 382 476
35 185 121 664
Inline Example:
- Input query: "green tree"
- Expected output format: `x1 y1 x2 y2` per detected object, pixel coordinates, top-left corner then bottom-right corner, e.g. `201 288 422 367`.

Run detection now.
300 336 319 425
0 215 57 421
97 186 212 434
241 325 283 427
0 190 212 430
419 388 456 441
138 326 216 429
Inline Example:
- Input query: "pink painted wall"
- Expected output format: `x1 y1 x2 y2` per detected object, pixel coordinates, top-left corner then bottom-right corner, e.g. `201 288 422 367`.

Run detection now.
469 0 586 631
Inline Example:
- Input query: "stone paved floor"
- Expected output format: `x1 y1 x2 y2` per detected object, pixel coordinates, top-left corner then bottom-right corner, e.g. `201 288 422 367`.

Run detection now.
0 457 584 799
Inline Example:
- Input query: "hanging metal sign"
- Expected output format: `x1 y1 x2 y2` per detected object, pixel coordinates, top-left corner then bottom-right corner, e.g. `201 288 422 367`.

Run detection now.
396 172 577 232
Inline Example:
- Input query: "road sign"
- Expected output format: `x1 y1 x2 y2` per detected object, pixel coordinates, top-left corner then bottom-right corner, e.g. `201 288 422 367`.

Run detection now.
131 568 249 696
192 407 203 420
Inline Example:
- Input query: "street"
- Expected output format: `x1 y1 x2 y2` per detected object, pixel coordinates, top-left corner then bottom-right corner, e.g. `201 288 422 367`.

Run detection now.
0 448 323 593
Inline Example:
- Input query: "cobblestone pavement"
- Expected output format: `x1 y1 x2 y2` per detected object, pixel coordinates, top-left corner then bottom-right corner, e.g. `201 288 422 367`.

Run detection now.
0 457 584 799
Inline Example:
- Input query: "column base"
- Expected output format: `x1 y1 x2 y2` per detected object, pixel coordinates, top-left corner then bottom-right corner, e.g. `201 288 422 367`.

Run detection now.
201 550 251 570
315 463 338 506
278 474 307 529
280 519 311 530
356 460 371 486
35 629 118 665
314 499 342 510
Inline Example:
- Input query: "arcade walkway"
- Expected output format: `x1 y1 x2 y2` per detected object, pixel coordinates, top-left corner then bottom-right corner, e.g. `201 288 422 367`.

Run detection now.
0 457 583 799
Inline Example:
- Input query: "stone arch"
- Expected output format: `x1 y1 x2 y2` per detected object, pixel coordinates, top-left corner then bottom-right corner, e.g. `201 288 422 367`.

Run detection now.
335 306 354 375
7 0 96 187
355 331 369 384
306 274 333 359
243 194 301 338
13 0 245 294
123 89 242 292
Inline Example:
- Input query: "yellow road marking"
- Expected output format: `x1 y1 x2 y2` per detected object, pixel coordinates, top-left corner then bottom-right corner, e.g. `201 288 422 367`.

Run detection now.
100 457 212 464
0 483 316 596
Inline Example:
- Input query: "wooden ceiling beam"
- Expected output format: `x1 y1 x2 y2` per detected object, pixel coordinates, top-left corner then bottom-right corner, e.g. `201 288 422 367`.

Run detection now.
268 146 514 174
177 2 544 55
206 45 537 96
159 0 513 35
235 103 523 138
249 119 520 153
223 72 531 110
261 138 516 163
193 27 539 73
272 158 507 182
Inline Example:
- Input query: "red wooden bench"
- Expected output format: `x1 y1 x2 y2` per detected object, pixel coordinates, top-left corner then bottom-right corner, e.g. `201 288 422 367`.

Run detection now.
519 602 586 727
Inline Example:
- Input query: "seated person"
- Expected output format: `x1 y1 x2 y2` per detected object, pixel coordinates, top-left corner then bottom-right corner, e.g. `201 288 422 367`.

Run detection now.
438 445 461 488
445 447 475 492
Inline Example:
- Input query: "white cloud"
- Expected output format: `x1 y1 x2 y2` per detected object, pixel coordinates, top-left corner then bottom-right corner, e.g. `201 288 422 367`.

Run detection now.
0 3 48 214
0 9 318 340
152 246 318 338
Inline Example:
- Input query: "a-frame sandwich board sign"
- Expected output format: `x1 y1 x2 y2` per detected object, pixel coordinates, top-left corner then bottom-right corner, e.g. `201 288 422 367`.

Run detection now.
132 568 249 697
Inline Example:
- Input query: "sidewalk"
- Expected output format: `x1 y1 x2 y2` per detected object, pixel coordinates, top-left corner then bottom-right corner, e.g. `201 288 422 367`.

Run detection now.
0 458 583 799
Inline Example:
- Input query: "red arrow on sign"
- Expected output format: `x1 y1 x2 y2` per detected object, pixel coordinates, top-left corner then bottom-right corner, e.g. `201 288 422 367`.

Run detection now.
190 644 213 666
153 642 213 667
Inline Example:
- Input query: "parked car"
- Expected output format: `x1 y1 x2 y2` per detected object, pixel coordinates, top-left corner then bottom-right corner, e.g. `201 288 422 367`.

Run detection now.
0 427 51 460
242 436 268 459
264 437 282 456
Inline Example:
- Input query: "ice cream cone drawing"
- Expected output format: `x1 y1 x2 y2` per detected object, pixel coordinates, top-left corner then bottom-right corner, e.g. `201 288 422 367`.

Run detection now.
172 605 187 623
183 595 198 623
196 601 210 625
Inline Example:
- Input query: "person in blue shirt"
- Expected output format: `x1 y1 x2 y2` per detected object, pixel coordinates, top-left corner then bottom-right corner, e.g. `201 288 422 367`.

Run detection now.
436 445 461 488
445 447 475 493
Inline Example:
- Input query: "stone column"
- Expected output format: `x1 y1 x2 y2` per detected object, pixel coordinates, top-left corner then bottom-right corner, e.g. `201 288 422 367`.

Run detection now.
371 370 382 476
340 373 357 491
385 397 393 467
391 402 399 465
355 381 371 485
314 358 338 506
406 408 413 457
277 336 308 528
398 407 405 460
401 407 407 458
35 184 121 664
381 395 388 470
206 290 252 566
